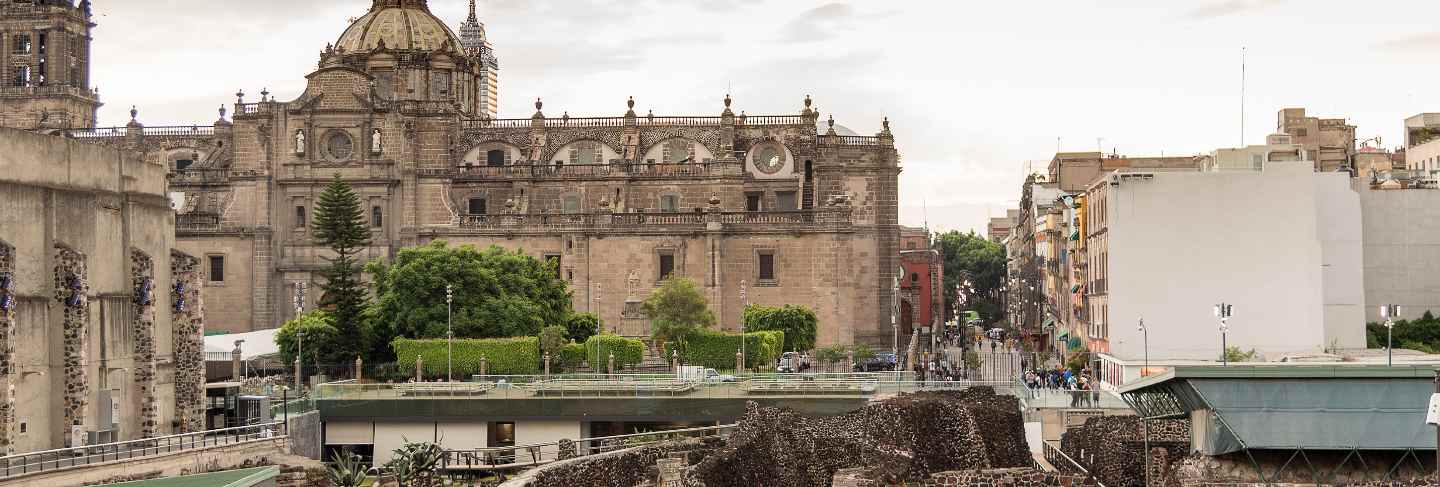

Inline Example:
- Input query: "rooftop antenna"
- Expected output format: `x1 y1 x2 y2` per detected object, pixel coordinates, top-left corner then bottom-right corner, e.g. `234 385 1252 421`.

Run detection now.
922 196 930 233
1240 46 1247 147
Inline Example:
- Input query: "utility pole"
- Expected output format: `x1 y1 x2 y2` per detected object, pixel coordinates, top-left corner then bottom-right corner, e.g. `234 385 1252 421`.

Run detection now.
1381 304 1400 367
1214 302 1233 366
446 284 454 382
739 280 748 374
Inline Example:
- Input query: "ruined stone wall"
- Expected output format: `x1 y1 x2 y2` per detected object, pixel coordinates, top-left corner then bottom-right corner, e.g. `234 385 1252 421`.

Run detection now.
171 251 206 434
686 388 1029 487
1060 415 1190 487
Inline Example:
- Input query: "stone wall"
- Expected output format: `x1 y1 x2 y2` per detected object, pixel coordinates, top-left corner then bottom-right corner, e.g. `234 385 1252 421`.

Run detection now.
1172 450 1435 486
1060 415 1189 487
171 251 207 434
684 388 1030 487
500 436 723 487
285 411 322 460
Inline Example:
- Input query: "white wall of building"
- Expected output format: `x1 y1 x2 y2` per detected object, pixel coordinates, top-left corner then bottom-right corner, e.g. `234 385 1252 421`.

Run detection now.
1103 162 1364 362
1357 185 1440 322
1405 139 1440 176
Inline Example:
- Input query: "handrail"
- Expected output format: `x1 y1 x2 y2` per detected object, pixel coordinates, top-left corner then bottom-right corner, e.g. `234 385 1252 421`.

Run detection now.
438 423 735 470
454 209 853 229
0 422 285 478
1042 440 1107 487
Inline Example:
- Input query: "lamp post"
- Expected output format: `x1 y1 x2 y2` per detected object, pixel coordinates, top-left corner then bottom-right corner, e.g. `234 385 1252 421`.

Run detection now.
293 282 305 392
739 280 748 374
1138 317 1150 487
446 284 454 382
892 277 900 358
1214 303 1233 366
1381 304 1400 367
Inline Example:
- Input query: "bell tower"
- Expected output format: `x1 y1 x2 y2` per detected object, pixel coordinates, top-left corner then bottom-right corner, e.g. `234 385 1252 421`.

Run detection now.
0 0 101 131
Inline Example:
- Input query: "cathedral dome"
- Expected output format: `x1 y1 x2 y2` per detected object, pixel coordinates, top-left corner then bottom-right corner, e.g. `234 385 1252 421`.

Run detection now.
335 0 462 53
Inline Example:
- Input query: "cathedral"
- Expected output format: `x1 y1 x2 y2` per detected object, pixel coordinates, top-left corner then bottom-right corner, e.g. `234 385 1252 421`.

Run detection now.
3 0 902 350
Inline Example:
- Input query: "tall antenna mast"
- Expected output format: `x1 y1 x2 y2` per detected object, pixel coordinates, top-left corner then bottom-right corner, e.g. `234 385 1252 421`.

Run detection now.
1240 46 1247 147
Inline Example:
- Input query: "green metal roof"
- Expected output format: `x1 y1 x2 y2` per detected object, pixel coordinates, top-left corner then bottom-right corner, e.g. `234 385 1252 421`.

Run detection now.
99 466 279 487
1118 365 1440 454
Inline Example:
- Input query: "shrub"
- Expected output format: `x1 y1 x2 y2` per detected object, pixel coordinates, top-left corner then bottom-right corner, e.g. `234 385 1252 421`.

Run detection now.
555 342 587 372
392 337 540 377
276 310 340 365
743 304 818 352
539 325 568 356
566 312 602 344
584 333 645 370
665 329 785 370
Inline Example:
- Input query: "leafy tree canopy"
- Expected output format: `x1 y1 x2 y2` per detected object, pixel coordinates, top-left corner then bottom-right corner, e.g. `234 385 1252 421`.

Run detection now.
935 230 1007 325
365 241 573 361
743 304 818 352
565 312 602 344
1366 310 1440 354
276 310 342 365
643 276 716 353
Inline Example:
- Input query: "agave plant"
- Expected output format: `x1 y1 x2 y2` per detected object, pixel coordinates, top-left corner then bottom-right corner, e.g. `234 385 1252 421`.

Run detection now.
387 441 444 487
325 450 368 487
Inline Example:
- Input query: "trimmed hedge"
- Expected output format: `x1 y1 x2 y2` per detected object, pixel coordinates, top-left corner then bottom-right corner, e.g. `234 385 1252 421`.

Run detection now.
584 333 645 370
556 342 587 372
393 337 540 377
665 329 784 370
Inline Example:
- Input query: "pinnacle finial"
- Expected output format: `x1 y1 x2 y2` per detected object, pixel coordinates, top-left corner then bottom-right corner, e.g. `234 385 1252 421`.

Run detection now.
535 98 543 111
130 106 138 121
627 96 635 109
219 105 227 119
724 94 732 109
804 94 812 109
828 115 834 128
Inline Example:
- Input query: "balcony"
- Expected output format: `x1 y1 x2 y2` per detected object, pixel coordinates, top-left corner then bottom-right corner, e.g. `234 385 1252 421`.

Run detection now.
452 161 743 180
176 213 224 234
170 168 229 185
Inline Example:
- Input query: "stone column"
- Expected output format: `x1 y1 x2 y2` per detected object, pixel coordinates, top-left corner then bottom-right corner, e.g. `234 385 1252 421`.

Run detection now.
544 353 551 378
480 356 488 377
231 346 242 381
607 353 615 376
415 356 424 382
354 357 363 383
736 351 744 373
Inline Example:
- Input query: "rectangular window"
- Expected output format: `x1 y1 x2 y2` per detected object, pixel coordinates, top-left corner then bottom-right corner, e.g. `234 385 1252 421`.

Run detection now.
660 195 679 213
546 254 562 280
295 206 307 229
13 66 29 87
563 196 581 214
12 35 30 54
468 198 487 215
371 206 383 228
775 191 798 211
36 32 45 55
174 159 194 171
745 193 762 212
758 252 775 282
658 252 675 281
207 256 224 283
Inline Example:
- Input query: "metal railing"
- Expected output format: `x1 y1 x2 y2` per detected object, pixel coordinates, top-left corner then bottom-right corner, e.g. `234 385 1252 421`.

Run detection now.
0 422 285 478
818 135 891 147
314 373 1017 401
1015 378 1129 409
438 423 736 471
458 113 812 131
1041 440 1106 487
453 161 742 179
455 209 853 230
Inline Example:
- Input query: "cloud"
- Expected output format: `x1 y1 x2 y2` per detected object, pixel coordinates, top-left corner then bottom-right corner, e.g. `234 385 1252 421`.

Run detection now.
1184 0 1284 20
780 3 856 43
1376 32 1440 51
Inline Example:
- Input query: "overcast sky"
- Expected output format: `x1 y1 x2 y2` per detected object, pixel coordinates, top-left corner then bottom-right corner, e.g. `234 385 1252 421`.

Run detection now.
90 0 1440 235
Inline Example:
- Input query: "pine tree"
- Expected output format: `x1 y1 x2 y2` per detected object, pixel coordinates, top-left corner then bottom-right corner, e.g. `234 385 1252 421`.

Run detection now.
311 174 371 362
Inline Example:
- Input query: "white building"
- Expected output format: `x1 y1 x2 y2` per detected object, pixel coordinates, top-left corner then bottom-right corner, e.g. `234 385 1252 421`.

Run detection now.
1086 161 1366 387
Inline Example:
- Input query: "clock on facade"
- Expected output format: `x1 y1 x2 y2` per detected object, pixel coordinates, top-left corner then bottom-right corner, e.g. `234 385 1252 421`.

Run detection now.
754 146 784 174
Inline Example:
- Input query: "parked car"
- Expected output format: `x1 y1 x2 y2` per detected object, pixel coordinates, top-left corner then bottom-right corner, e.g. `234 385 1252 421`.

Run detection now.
853 352 898 372
776 356 799 373
704 368 736 382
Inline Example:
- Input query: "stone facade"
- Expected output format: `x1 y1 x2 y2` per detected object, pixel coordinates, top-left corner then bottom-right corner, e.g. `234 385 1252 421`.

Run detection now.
0 127 203 453
1060 415 1190 487
48 1 901 347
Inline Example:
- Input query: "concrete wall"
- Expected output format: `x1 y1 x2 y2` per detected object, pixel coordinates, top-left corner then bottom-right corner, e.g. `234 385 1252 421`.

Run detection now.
1104 162 1363 361
361 419 582 464
285 411 321 460
1357 185 1440 322
0 438 301 487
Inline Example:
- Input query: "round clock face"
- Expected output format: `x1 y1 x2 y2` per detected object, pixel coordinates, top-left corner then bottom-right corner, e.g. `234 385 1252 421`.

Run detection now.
326 131 354 161
754 147 784 174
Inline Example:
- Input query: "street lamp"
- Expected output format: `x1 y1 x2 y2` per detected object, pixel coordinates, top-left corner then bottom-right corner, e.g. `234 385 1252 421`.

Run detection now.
1138 317 1150 487
293 282 305 392
1214 303 1233 366
1381 304 1401 367
446 284 454 382
740 280 748 374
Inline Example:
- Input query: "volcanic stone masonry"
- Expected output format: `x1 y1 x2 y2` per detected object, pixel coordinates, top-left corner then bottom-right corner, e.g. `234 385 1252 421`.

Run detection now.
1060 415 1190 487
131 250 160 439
53 243 90 443
0 241 12 454
171 250 207 433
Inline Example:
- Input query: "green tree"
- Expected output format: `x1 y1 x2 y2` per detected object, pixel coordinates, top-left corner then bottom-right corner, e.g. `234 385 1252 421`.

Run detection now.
815 345 847 372
1221 346 1258 363
935 230 1007 325
643 276 716 354
311 175 372 360
539 325 568 358
365 241 573 362
276 311 340 365
743 304 819 352
565 312 602 343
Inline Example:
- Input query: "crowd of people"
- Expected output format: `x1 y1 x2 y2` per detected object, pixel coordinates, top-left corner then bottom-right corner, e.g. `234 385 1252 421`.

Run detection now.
1023 367 1101 407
